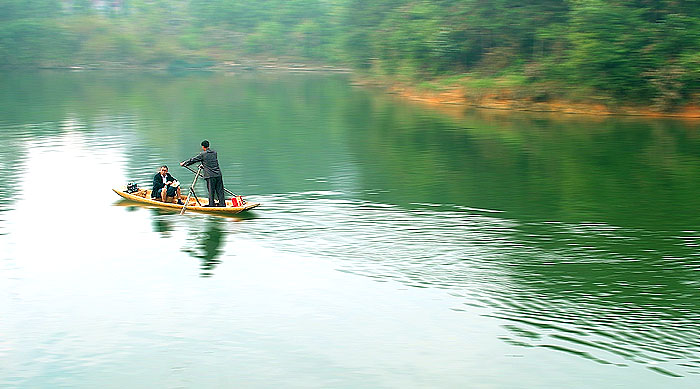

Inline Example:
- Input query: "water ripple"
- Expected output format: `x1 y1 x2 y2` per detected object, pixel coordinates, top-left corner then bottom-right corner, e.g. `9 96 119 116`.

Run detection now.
242 192 700 377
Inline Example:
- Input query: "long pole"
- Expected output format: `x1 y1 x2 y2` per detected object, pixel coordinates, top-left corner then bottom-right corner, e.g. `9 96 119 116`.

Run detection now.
181 164 238 197
180 165 203 215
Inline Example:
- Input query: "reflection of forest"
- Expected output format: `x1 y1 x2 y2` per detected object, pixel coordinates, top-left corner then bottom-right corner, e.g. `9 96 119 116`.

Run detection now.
341 98 700 229
182 219 225 277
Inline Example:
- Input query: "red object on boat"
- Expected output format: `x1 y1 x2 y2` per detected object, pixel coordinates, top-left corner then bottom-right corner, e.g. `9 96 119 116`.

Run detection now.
230 196 244 207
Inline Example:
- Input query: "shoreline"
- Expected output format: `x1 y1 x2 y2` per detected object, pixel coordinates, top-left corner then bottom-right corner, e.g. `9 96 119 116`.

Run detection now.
20 61 700 119
352 78 700 120
33 58 352 74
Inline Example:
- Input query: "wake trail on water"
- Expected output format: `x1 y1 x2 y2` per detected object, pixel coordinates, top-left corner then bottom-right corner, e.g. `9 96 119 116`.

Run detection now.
243 191 700 378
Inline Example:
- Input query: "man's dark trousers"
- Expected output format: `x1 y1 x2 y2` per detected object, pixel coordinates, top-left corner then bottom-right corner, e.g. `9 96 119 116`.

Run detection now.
206 176 225 206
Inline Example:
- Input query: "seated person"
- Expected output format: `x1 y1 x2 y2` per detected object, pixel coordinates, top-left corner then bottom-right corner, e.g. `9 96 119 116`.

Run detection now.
152 165 182 204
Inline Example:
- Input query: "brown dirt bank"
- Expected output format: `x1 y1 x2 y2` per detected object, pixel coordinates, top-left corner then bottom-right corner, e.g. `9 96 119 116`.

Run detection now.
354 78 700 120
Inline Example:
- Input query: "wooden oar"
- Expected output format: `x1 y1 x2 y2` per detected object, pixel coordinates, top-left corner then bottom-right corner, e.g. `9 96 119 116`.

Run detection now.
180 165 203 215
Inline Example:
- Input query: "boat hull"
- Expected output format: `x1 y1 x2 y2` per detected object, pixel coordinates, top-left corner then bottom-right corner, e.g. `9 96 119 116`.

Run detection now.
113 188 260 214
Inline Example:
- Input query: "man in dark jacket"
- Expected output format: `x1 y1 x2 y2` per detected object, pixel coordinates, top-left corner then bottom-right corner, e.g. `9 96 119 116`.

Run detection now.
152 165 182 203
181 140 225 207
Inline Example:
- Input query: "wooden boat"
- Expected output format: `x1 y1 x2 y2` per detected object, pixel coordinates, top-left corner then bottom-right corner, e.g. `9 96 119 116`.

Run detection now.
113 186 260 214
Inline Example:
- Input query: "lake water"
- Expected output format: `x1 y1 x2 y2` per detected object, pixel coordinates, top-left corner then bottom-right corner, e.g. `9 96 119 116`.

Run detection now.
1 71 699 388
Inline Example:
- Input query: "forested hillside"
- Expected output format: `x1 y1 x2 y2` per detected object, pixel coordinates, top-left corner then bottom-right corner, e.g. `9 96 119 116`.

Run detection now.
2 0 699 111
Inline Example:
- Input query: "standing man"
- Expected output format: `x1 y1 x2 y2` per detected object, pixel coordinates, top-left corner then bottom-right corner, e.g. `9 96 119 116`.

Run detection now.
181 140 225 207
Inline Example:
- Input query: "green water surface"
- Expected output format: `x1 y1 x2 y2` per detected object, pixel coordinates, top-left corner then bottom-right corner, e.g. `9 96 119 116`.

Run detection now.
0 71 699 387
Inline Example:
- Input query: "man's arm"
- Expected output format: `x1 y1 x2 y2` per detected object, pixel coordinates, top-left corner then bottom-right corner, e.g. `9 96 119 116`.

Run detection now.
181 152 203 167
152 174 160 189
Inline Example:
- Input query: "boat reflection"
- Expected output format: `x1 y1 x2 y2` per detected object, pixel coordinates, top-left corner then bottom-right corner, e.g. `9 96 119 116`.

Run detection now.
182 219 225 277
114 200 238 277
112 198 248 221
150 208 175 237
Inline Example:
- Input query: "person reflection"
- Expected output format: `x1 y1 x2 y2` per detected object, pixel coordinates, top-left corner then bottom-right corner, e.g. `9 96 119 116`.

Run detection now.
150 208 174 237
182 219 225 277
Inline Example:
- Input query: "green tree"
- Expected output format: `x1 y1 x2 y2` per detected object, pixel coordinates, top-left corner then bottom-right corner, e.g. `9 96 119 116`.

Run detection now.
561 1 652 99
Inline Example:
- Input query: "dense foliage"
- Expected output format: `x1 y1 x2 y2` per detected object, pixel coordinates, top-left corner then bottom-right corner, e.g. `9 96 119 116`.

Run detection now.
1 0 699 110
